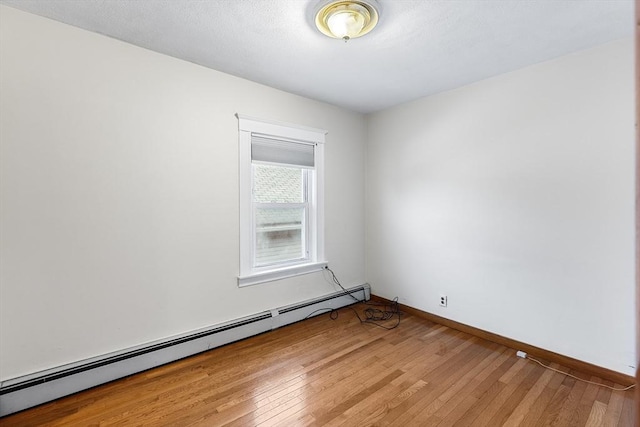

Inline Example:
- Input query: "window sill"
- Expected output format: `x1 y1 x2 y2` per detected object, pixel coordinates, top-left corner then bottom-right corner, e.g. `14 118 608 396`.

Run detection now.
238 261 328 287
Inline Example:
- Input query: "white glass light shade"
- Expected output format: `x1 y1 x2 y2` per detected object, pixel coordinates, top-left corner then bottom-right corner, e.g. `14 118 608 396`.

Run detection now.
326 5 367 39
315 1 379 40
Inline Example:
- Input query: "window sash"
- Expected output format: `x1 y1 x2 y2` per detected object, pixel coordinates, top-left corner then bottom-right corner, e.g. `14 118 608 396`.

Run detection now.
251 164 311 268
253 203 309 268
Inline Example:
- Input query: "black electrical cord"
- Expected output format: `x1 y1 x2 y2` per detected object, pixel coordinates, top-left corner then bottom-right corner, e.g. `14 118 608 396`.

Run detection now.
308 266 401 330
304 307 339 320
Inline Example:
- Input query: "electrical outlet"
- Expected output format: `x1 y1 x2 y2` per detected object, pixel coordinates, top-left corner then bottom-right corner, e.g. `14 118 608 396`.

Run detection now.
439 295 447 307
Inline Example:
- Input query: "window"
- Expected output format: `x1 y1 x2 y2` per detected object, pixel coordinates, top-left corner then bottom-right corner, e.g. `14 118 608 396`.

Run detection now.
237 114 326 286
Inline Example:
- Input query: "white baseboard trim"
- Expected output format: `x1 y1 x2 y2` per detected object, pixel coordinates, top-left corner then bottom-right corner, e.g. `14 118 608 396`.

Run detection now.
0 284 370 417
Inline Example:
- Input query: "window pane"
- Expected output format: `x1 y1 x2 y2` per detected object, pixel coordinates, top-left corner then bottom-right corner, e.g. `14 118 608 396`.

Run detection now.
253 164 303 203
255 207 305 265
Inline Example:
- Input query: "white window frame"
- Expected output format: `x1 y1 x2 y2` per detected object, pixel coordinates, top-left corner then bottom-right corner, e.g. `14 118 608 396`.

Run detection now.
237 114 326 287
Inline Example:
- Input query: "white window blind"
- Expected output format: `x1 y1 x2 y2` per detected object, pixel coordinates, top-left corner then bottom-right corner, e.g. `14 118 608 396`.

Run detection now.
251 135 315 168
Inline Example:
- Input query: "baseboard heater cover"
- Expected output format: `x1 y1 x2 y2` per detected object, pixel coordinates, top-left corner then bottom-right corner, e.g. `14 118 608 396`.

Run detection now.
0 284 370 417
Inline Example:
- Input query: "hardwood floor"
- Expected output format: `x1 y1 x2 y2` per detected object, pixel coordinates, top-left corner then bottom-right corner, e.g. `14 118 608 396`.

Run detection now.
2 303 635 426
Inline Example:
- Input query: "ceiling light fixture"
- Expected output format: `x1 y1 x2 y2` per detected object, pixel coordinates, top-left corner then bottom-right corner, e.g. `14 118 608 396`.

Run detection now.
315 0 379 42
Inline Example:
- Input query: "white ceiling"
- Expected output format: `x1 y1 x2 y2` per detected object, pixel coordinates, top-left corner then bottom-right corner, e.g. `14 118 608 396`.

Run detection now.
1 0 633 113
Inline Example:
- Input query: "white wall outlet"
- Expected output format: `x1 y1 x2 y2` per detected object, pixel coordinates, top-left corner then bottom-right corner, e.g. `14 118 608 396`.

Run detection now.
439 295 447 307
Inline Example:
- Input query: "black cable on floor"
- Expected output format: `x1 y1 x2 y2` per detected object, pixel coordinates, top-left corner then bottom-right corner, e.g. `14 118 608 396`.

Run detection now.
307 267 401 330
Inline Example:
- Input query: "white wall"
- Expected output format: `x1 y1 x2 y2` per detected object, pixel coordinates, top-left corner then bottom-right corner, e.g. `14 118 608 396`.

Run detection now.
366 38 635 375
0 6 366 381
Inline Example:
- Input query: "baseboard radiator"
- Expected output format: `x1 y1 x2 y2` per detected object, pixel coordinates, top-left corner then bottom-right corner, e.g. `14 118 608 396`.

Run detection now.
0 284 370 417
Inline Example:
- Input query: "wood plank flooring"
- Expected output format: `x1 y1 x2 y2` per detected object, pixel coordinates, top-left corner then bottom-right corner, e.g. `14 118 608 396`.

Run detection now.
2 303 635 426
